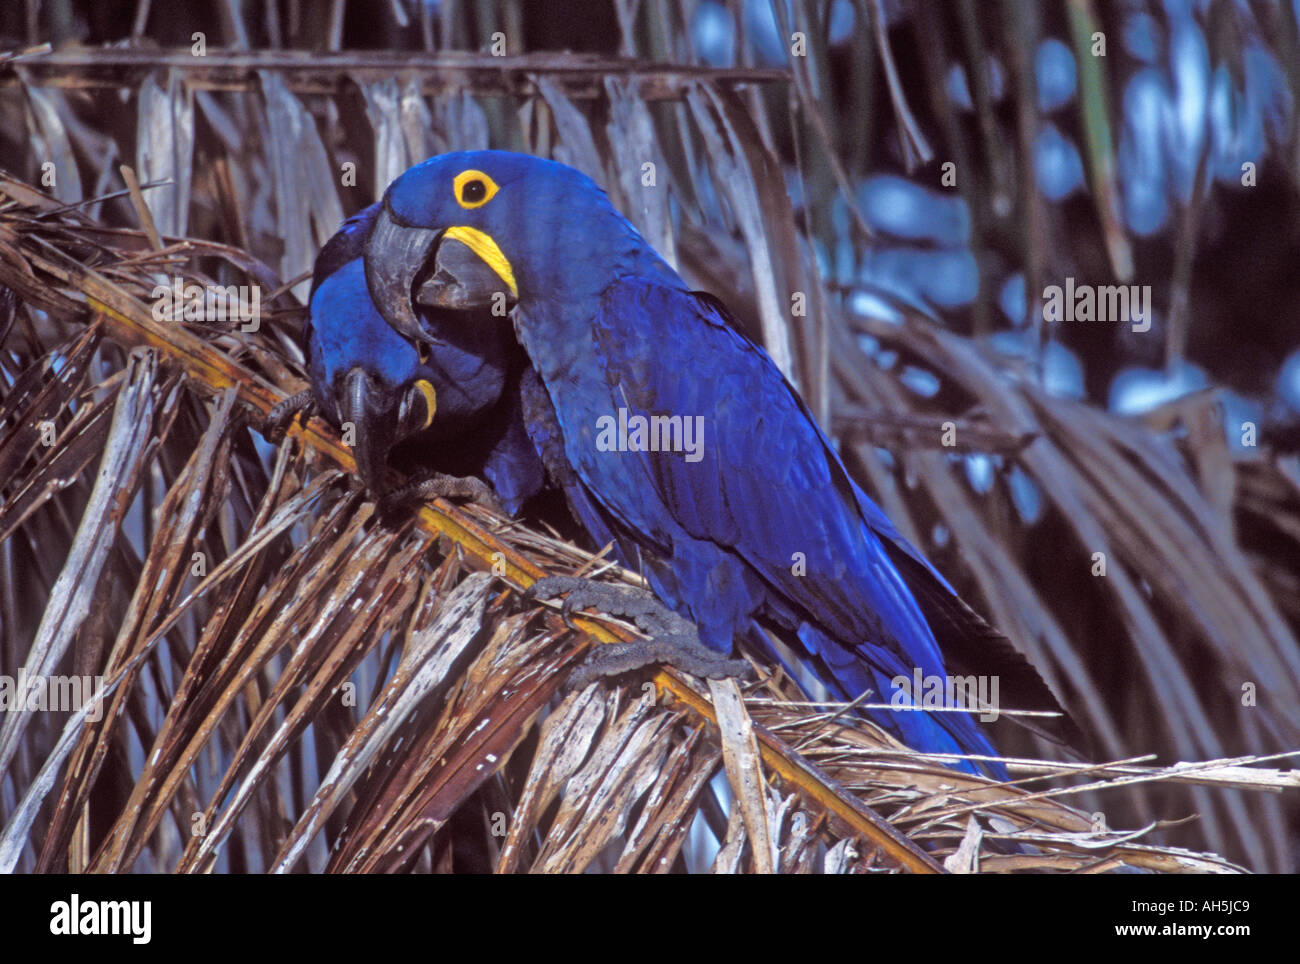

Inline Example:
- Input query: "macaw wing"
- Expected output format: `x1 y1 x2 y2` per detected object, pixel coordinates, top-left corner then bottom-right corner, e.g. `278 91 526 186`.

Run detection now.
579 277 1078 748
575 277 945 677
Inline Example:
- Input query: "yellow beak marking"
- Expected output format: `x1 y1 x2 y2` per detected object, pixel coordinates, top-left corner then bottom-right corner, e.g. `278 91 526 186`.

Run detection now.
414 378 437 429
443 225 518 300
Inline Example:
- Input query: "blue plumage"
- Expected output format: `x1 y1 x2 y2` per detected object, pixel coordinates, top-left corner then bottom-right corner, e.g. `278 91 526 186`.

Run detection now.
302 204 545 513
360 151 1077 775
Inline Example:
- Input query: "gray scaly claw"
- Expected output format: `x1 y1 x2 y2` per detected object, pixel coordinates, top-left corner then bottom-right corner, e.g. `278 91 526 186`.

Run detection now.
263 389 316 444
525 576 752 685
380 470 505 516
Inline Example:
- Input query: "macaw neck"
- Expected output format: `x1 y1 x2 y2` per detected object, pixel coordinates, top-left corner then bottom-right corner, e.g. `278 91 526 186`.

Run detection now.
511 215 685 388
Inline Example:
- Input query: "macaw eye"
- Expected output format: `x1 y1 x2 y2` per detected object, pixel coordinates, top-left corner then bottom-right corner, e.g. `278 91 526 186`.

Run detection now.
453 169 499 209
398 378 437 433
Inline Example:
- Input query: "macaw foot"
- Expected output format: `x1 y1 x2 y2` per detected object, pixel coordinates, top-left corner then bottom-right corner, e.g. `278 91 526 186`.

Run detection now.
379 469 505 517
262 389 316 444
524 576 752 687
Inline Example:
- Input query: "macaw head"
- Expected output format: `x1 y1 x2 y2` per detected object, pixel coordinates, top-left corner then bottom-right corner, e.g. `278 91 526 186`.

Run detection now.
362 150 667 346
308 257 440 493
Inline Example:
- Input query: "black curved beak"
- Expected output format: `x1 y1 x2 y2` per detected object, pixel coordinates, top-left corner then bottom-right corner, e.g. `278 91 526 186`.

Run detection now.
364 206 518 346
363 206 442 347
336 367 397 494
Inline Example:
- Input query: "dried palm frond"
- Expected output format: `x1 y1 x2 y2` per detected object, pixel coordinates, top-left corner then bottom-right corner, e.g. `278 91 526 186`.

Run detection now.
0 9 1297 872
0 157 1286 874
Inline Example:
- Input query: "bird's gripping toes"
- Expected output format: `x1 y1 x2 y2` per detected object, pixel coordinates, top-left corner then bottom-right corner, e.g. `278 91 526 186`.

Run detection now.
525 576 752 688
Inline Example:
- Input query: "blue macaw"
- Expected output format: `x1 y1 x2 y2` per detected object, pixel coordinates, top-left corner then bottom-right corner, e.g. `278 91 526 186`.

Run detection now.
359 151 1077 775
268 202 546 514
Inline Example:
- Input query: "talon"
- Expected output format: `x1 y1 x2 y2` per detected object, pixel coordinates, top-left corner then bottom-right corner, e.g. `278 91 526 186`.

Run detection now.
559 596 582 631
381 470 505 516
263 390 315 443
522 575 752 685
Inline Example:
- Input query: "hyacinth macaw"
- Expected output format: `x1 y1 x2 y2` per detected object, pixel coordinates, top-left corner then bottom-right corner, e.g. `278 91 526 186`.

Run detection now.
360 151 1078 774
268 202 545 514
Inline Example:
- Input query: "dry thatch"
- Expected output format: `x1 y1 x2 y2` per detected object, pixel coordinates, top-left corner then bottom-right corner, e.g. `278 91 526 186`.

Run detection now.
1 3 1298 873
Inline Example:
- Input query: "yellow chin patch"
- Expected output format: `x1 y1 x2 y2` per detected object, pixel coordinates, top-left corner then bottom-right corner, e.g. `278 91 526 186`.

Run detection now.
443 225 518 299
413 378 437 429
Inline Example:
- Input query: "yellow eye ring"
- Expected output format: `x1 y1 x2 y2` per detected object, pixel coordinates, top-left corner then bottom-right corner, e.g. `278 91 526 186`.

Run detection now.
453 169 499 209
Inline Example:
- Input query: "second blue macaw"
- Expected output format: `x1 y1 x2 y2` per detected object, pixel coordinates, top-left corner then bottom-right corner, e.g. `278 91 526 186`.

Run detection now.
360 151 1078 775
270 202 546 514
